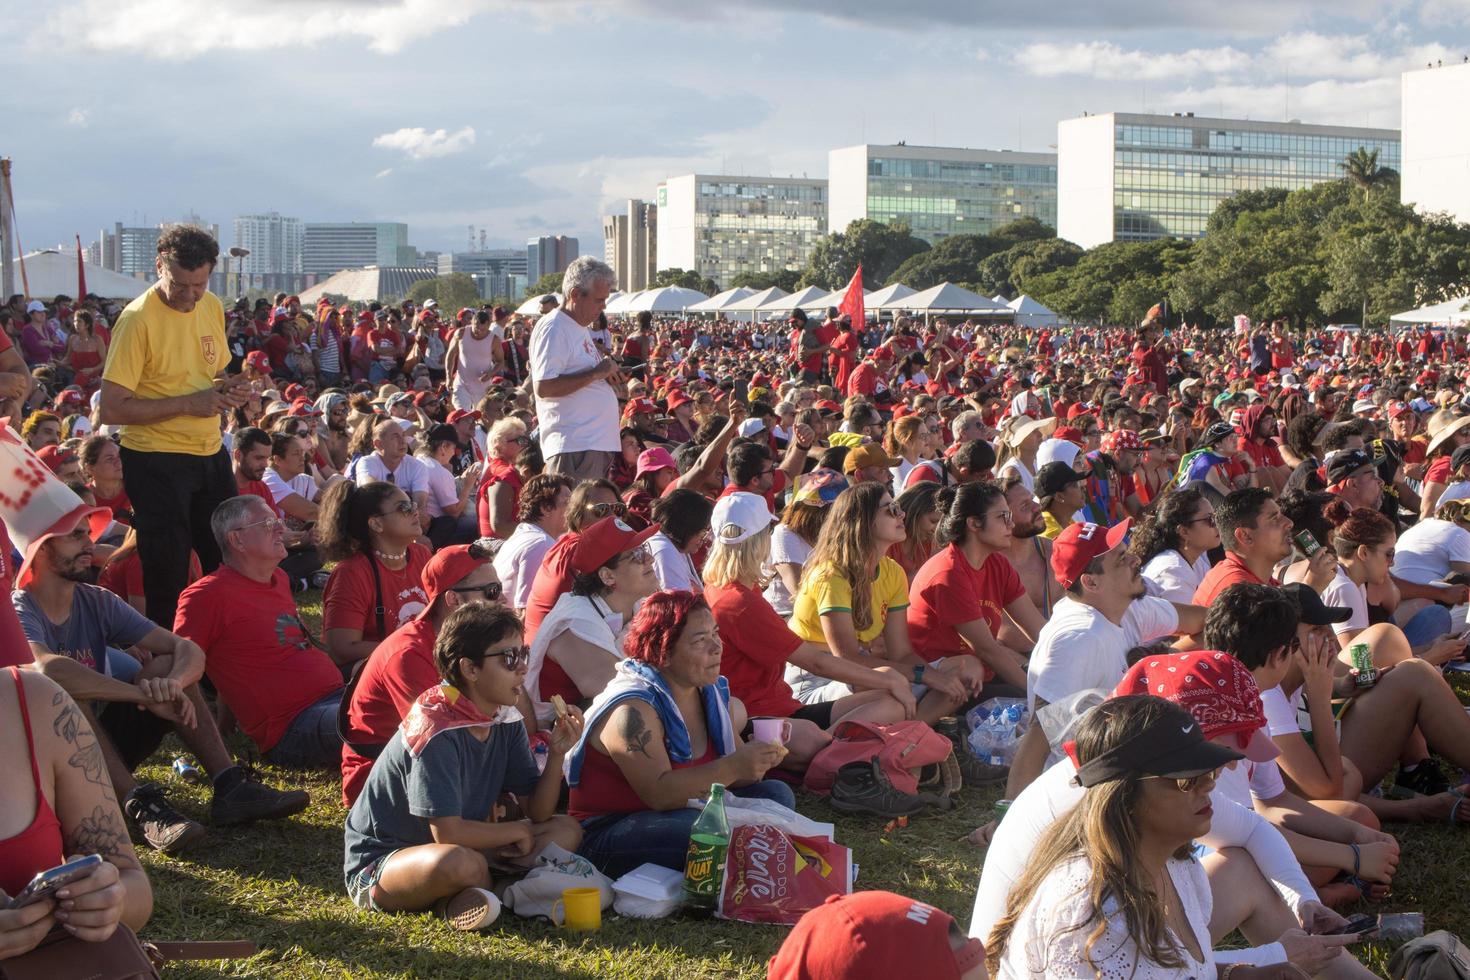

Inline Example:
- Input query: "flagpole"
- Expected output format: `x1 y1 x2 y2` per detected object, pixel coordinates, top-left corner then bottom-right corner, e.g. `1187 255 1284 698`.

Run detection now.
0 159 13 299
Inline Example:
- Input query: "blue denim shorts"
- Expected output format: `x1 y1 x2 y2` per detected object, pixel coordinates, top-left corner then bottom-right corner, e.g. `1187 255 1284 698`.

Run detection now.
346 849 401 912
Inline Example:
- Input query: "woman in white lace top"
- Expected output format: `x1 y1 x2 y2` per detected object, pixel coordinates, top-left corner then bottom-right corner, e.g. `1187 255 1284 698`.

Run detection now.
987 695 1242 979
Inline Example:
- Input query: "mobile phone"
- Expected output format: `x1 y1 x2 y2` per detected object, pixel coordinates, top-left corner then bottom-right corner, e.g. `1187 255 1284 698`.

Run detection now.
8 854 103 909
1324 912 1378 937
1295 530 1322 557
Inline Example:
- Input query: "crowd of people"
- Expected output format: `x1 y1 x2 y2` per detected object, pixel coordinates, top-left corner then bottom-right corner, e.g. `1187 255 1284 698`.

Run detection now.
2 224 1470 976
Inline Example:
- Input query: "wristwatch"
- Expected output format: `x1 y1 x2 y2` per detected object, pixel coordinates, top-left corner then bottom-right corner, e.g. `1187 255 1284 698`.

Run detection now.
912 664 925 685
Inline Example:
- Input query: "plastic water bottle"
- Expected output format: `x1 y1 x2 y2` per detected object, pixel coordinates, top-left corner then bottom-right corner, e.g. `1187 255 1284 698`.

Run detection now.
987 708 1008 767
172 757 205 783
682 783 730 913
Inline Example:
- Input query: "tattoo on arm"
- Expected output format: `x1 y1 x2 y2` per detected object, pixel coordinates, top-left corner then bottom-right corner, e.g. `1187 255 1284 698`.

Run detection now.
619 708 654 760
66 804 127 862
52 692 109 791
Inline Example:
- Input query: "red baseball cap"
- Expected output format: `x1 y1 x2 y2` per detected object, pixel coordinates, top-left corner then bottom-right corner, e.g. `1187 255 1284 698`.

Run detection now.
283 383 307 401
446 409 480 425
622 397 661 420
244 351 270 372
1051 518 1131 590
287 400 321 418
1066 403 1093 420
768 891 984 980
666 389 694 412
416 543 495 620
1054 425 1085 446
35 445 78 473
569 516 658 574
1113 651 1279 763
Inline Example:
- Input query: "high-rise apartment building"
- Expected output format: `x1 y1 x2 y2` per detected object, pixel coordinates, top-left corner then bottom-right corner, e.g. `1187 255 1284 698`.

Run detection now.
98 223 162 279
655 175 826 288
827 144 1057 244
602 200 657 292
232 212 304 276
1058 111 1401 248
303 222 411 276
526 235 579 284
1402 63 1470 223
438 249 528 301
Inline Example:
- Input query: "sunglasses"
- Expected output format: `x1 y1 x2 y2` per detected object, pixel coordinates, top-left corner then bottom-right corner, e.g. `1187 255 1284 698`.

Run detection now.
882 501 902 518
624 543 654 564
1149 767 1222 793
380 499 416 516
452 581 504 603
585 502 628 517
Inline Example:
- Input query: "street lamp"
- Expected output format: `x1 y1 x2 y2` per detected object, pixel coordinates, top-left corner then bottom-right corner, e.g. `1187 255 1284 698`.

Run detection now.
228 246 250 298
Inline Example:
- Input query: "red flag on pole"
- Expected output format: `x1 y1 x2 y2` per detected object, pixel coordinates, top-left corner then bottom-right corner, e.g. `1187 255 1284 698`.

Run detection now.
838 264 864 327
75 234 87 300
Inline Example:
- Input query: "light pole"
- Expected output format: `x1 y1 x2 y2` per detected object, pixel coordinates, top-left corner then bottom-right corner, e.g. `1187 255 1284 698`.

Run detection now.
228 246 250 299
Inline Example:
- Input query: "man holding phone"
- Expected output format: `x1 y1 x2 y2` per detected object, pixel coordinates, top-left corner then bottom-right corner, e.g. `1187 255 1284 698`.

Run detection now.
98 225 249 631
529 256 625 480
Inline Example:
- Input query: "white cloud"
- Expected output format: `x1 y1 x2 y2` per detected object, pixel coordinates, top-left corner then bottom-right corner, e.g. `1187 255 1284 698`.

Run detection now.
1157 77 1401 128
374 168 393 179
1016 40 1252 81
66 108 90 126
36 0 507 57
372 126 476 160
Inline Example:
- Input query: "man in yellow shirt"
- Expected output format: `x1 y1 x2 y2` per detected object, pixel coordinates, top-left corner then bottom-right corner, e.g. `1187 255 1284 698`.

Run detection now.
99 226 251 629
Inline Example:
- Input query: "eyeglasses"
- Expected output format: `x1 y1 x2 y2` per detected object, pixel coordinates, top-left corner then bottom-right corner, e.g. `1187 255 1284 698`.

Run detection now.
882 502 902 518
507 435 530 445
1181 514 1216 527
482 644 529 672
452 581 504 603
985 510 1015 526
1149 767 1222 793
236 517 285 534
381 500 416 516
585 502 628 517
624 543 654 564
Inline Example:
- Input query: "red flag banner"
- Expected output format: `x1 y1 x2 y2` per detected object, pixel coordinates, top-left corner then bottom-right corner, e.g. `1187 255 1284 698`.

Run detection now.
75 234 87 300
838 264 864 327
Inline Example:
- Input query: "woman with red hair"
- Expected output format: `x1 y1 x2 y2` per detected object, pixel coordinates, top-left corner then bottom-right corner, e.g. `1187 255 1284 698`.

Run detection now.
564 589 795 876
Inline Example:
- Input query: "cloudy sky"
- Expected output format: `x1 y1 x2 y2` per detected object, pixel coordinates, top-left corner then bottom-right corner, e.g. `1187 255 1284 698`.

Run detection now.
8 0 1464 257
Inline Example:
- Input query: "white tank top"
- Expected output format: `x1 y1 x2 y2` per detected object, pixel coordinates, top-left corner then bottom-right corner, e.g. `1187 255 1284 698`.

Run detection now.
456 328 497 380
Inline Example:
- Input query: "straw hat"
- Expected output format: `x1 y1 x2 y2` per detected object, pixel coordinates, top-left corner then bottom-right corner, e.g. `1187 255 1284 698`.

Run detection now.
1427 414 1470 457
1002 415 1057 449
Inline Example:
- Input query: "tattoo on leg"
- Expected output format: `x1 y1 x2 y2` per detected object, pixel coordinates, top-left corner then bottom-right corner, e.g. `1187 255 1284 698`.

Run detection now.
52 692 108 790
619 708 653 759
66 804 127 862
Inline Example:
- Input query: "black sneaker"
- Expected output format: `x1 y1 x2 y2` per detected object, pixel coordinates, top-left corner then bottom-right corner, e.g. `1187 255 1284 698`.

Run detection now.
1392 759 1451 798
124 783 206 855
829 759 927 818
210 768 311 826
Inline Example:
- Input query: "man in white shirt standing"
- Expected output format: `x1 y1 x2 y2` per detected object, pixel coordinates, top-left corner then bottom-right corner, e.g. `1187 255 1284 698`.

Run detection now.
529 256 624 479
445 309 503 412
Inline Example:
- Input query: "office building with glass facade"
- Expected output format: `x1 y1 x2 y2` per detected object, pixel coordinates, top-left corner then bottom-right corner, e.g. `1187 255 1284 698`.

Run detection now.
827 144 1057 245
655 175 826 287
1058 111 1401 248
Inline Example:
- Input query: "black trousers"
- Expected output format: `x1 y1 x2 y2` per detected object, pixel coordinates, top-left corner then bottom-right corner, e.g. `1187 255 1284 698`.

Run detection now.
120 446 236 630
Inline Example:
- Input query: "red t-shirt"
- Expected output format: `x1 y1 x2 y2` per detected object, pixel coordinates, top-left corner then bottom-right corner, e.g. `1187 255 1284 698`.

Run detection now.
263 332 290 372
174 566 343 752
523 534 578 647
1427 455 1453 484
91 486 133 526
907 545 1024 665
237 477 280 517
322 546 431 644
569 733 717 820
0 521 30 668
846 362 879 398
716 472 784 515
98 550 201 607
340 617 438 805
830 332 859 391
705 582 802 717
1192 553 1272 608
477 458 523 538
1241 438 1284 470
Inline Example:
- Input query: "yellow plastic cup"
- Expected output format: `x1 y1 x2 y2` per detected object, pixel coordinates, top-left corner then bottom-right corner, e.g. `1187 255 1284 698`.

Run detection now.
551 886 602 931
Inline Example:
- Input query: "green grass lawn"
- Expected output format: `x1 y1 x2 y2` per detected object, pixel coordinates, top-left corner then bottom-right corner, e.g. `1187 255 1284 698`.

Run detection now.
130 595 1470 977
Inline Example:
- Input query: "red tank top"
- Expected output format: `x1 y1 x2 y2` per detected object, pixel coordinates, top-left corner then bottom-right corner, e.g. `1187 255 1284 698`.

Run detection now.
0 668 64 895
569 735 718 821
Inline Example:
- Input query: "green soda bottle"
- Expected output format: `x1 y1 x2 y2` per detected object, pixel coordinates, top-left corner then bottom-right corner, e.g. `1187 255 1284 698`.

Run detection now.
682 783 729 912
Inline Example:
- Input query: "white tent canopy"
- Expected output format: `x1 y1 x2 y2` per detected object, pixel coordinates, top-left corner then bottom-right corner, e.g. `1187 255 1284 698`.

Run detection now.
798 285 870 311
688 286 754 313
603 291 640 315
622 286 708 312
1390 296 1470 325
865 283 917 310
886 282 1011 314
515 292 561 315
1007 293 1060 327
722 286 790 313
17 250 148 300
756 285 828 312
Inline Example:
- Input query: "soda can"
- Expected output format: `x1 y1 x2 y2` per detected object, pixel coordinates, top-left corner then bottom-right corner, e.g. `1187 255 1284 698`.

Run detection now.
1349 643 1377 687
172 757 204 783
995 799 1012 821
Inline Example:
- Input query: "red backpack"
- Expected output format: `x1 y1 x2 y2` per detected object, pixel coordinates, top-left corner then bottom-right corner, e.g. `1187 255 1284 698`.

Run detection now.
803 720 955 796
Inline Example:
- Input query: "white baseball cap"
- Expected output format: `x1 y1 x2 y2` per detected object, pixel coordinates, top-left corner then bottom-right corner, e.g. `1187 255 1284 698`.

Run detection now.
711 491 775 545
737 418 766 438
25 300 45 314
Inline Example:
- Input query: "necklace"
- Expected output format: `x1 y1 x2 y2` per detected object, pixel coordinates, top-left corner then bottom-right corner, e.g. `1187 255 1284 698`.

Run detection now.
374 548 406 563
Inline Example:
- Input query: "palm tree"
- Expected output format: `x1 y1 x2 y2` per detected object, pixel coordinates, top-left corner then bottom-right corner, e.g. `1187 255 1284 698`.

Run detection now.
1339 147 1393 193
